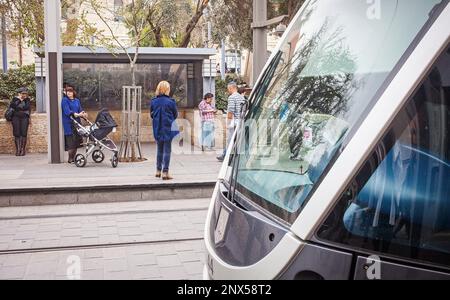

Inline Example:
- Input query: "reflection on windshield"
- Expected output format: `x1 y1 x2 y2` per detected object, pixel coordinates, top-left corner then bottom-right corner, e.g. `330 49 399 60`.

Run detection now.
234 0 442 223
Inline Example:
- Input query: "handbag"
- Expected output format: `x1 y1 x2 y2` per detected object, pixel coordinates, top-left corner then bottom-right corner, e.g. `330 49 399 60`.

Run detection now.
4 107 14 122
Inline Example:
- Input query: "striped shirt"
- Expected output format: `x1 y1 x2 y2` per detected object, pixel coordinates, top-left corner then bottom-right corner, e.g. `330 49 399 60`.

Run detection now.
198 100 216 122
227 92 246 119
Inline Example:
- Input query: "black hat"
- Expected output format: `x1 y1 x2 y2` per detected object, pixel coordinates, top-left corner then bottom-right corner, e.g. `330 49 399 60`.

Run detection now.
17 87 29 94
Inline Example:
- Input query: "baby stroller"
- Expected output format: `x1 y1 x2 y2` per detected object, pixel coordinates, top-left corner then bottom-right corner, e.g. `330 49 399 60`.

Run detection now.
71 108 119 168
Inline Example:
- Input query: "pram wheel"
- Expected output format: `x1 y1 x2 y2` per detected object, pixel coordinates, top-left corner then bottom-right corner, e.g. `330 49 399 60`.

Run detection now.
92 150 105 163
75 154 87 168
111 153 119 168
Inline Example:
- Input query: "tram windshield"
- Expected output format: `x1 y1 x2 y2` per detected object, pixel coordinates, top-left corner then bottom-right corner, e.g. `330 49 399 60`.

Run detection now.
234 0 444 223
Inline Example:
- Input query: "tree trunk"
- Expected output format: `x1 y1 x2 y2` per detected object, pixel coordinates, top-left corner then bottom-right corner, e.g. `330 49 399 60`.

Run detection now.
131 61 136 87
149 21 164 47
179 0 209 48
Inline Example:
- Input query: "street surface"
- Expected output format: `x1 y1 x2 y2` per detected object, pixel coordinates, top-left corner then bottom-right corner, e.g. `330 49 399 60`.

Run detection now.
0 198 210 280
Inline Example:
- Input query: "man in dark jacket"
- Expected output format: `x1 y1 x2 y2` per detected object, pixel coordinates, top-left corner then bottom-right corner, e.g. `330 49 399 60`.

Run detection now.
10 87 31 156
150 81 179 180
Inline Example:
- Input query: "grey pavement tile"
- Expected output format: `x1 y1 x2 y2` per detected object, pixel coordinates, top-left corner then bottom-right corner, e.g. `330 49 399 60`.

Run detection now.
1 254 32 267
39 224 63 233
61 228 82 238
59 237 81 247
81 230 99 239
130 265 161 280
103 248 127 260
8 240 35 250
98 227 118 235
0 265 26 280
104 270 132 280
104 259 128 272
82 258 104 271
13 231 38 241
178 251 202 263
36 232 62 241
183 261 204 276
25 260 58 276
81 269 104 280
156 254 182 268
159 266 189 280
84 249 103 259
80 237 99 245
30 252 61 263
98 221 117 228
127 253 157 267
98 234 121 244
118 228 142 237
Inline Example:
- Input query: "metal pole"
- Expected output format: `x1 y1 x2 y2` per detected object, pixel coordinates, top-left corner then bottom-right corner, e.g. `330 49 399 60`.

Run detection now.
221 40 226 80
252 0 267 86
1 12 7 73
44 0 63 163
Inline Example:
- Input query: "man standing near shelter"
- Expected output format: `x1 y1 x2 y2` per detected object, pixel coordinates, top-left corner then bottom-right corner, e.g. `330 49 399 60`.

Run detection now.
217 82 246 162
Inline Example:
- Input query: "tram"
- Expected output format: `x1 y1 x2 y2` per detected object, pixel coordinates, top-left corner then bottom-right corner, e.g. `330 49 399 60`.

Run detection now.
204 0 450 280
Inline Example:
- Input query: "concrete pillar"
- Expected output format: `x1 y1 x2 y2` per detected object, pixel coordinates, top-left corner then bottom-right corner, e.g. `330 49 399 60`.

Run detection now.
1 12 7 72
221 40 226 80
252 0 267 86
44 0 63 163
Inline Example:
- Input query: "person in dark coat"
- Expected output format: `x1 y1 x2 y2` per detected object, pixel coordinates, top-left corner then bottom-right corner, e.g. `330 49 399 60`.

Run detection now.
150 81 179 180
10 87 31 156
61 87 87 164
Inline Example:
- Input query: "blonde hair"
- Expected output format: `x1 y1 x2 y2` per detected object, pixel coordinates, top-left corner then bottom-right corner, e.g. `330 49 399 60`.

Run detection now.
155 81 171 96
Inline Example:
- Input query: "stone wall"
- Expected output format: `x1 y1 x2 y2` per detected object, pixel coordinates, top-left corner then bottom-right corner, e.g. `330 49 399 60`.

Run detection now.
0 109 227 154
0 114 48 154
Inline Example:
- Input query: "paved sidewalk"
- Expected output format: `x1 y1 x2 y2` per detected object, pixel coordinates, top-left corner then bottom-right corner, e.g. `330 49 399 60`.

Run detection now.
0 240 206 280
0 143 222 190
0 199 210 280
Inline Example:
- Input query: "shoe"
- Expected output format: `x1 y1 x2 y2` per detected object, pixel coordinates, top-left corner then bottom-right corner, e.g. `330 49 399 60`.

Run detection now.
155 171 162 178
216 155 224 162
162 172 173 181
20 138 27 156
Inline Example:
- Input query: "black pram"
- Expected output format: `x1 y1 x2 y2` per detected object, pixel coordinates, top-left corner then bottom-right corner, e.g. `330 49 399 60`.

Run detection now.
71 109 119 168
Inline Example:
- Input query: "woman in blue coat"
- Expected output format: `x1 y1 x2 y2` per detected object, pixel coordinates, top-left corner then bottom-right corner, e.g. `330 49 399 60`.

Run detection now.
61 87 87 164
150 81 179 180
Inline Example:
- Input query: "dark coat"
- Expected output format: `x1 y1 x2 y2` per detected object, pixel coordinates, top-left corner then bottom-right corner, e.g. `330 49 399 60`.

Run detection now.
150 94 179 142
61 96 82 136
10 97 31 118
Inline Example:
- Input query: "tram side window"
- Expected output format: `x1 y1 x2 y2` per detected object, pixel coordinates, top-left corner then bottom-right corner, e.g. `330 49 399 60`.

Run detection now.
317 45 450 268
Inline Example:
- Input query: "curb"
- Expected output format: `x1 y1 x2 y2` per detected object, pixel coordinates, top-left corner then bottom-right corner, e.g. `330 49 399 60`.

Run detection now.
0 181 217 207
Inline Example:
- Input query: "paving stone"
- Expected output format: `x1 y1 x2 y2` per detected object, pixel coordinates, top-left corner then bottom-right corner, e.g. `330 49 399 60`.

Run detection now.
1 254 31 267
130 265 161 280
183 261 204 275
0 265 26 279
128 254 157 267
178 251 202 263
104 270 132 280
159 266 189 280
156 255 182 268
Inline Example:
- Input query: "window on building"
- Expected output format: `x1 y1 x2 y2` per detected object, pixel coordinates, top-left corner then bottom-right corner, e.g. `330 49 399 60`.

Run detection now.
317 44 450 268
114 0 124 22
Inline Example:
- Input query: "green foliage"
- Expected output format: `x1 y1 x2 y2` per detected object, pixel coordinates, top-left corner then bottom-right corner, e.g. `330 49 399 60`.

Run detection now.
215 74 247 112
0 64 36 101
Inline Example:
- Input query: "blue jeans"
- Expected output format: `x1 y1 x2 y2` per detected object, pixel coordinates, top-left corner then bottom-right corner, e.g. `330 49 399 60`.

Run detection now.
201 121 215 148
156 140 172 172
